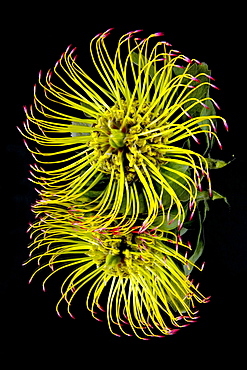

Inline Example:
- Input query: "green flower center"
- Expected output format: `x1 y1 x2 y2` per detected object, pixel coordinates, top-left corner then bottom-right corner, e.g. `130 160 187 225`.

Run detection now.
86 232 161 277
88 100 169 182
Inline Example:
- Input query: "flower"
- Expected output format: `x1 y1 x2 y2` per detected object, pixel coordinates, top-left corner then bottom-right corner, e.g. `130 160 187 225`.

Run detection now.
19 29 227 234
24 215 209 339
20 29 228 339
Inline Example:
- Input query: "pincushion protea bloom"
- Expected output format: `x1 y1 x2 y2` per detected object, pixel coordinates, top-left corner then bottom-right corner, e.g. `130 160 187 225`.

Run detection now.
24 216 209 339
19 28 227 234
19 28 228 339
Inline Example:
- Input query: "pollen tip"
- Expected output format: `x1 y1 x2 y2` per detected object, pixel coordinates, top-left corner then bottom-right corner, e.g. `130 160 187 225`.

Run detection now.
54 60 60 68
206 74 215 81
223 120 229 131
170 329 180 335
65 44 72 53
95 317 104 322
211 83 220 90
161 41 172 46
105 27 114 33
154 32 164 36
189 211 195 221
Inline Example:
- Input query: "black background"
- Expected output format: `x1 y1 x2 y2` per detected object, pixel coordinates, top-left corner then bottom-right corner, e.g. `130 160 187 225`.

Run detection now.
2 2 245 364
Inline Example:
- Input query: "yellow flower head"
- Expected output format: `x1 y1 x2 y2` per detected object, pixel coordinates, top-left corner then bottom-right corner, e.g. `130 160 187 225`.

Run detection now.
25 216 209 339
19 29 227 234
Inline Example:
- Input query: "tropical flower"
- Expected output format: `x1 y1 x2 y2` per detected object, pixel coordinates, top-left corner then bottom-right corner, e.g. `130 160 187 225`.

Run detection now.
19 28 227 234
20 29 228 339
24 216 210 339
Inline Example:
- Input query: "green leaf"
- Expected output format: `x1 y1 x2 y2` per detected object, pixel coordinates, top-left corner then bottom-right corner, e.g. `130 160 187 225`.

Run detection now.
183 63 211 118
183 239 204 276
131 51 155 79
196 190 229 206
198 100 217 154
173 65 185 76
159 162 190 208
151 208 188 231
206 157 233 169
118 189 147 215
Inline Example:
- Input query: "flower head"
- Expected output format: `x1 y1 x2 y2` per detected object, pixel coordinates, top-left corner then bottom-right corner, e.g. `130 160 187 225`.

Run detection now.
25 215 209 339
19 29 226 234
20 29 227 338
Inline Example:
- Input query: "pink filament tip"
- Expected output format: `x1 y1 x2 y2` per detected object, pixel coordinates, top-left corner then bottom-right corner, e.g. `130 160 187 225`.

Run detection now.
154 32 164 36
160 41 172 46
69 313 76 319
65 44 72 53
54 60 60 68
201 102 209 109
213 101 221 110
70 47 77 55
183 56 192 63
217 138 223 150
98 305 106 312
191 77 201 83
170 329 180 335
189 210 195 221
194 59 201 65
95 317 103 322
185 111 192 119
192 135 200 144
211 84 220 90
206 74 215 81
105 27 114 33
223 120 229 131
